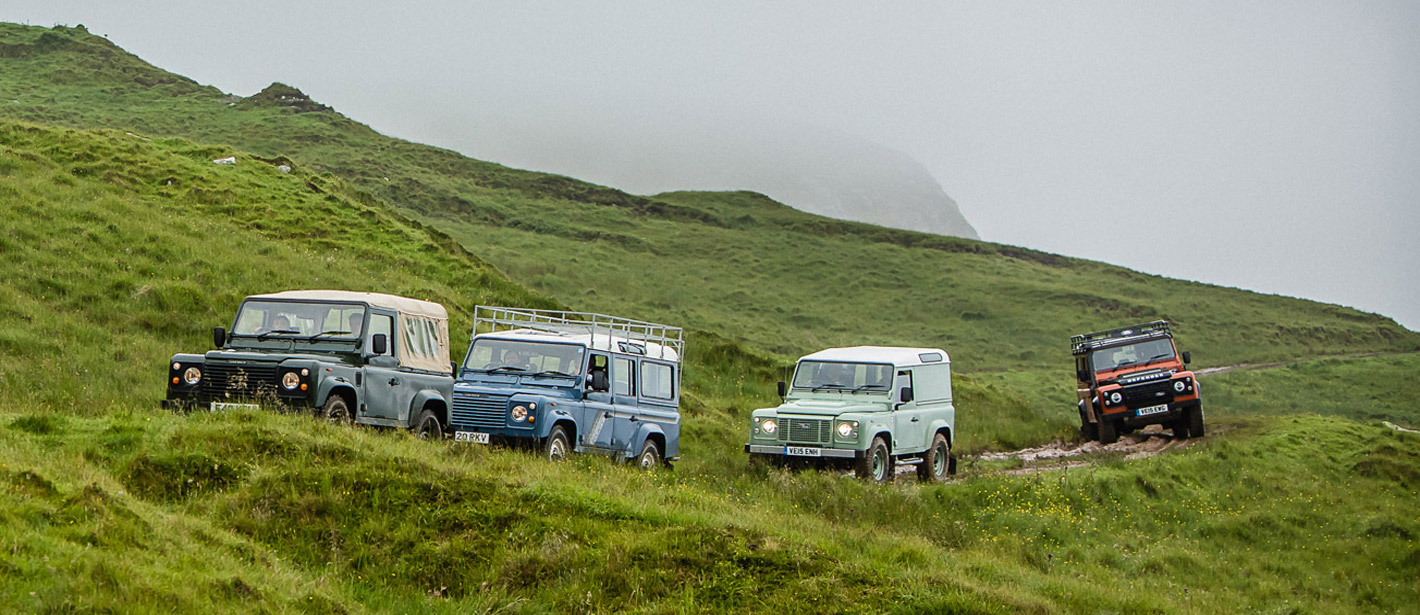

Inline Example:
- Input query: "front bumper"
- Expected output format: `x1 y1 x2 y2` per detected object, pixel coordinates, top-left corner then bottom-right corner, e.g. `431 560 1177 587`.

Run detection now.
745 444 863 459
1101 399 1200 425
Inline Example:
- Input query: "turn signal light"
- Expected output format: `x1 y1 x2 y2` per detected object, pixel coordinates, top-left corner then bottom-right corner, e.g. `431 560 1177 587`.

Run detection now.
172 377 179 384
300 383 308 391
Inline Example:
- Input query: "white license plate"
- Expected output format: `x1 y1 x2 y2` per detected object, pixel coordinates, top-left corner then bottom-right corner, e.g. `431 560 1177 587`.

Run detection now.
786 446 821 457
1136 403 1169 416
210 402 260 412
454 431 491 444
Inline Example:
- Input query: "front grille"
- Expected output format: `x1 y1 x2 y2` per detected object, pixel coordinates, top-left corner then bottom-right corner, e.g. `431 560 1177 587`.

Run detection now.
1122 380 1174 406
780 418 832 444
203 362 279 399
451 393 510 430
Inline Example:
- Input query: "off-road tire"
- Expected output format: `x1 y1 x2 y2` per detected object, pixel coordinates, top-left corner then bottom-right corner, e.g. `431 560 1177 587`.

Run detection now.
1079 409 1099 442
1097 418 1119 444
321 395 353 425
1171 416 1191 440
855 436 894 483
636 439 662 469
544 425 571 461
414 408 443 441
917 432 952 483
1187 405 1206 438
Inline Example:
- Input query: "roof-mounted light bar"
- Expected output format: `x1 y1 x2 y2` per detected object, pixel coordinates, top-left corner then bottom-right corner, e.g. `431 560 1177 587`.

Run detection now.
1071 320 1172 355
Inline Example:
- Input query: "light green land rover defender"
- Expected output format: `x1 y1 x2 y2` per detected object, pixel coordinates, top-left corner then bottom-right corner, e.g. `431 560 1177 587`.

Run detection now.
745 346 957 483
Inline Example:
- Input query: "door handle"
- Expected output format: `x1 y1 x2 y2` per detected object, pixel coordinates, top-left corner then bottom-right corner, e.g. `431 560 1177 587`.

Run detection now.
388 378 400 386
629 416 639 422
603 412 613 418
910 416 920 422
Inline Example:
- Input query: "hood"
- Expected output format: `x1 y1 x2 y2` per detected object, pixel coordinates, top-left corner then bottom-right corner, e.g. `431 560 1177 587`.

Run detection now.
205 349 349 364
772 397 890 416
1099 367 1174 386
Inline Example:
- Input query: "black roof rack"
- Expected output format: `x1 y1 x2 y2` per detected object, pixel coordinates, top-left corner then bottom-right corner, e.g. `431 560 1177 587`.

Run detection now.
1071 320 1171 355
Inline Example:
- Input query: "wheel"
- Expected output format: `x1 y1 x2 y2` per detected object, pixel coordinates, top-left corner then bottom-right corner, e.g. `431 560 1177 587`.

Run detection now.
917 433 951 483
1171 416 1191 440
1097 418 1118 444
636 439 662 469
1187 405 1205 438
321 395 353 425
413 408 444 441
855 436 893 483
544 425 571 461
1079 407 1099 442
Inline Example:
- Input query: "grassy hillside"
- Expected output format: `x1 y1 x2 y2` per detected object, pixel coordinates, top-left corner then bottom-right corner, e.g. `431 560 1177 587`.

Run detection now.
0 23 1414 381
2 23 1419 614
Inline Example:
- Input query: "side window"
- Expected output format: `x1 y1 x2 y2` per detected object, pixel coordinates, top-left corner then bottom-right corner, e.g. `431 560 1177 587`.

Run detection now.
897 370 914 402
369 313 394 356
640 362 674 400
613 357 634 397
588 354 609 390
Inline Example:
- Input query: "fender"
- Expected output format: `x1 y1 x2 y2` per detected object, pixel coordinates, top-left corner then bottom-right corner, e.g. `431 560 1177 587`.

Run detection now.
625 421 667 459
924 417 954 448
407 389 448 428
170 353 205 365
317 377 359 410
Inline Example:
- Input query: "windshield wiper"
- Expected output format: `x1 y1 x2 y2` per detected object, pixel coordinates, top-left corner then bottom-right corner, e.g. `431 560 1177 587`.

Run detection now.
305 329 354 340
851 384 888 393
487 366 527 373
1140 352 1174 366
530 370 576 378
812 383 850 392
256 329 301 340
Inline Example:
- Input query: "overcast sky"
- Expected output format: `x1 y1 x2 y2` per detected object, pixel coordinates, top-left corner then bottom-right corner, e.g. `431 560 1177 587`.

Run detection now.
11 1 1420 329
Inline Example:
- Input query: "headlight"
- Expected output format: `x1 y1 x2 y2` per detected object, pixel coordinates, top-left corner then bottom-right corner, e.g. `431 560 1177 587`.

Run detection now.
1173 380 1186 392
761 418 778 434
836 421 857 438
1109 391 1122 404
182 367 202 385
511 405 528 422
281 371 301 390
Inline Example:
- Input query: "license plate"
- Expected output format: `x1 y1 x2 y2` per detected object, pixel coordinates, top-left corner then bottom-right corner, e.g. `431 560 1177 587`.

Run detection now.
210 402 259 412
1136 403 1169 416
454 431 490 444
786 446 821 457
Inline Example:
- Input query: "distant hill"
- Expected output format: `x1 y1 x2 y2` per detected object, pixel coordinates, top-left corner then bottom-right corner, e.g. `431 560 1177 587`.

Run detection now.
0 22 1413 378
438 112 981 239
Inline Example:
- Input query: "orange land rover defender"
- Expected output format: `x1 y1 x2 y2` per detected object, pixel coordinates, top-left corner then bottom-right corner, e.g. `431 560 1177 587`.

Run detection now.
1072 320 1203 444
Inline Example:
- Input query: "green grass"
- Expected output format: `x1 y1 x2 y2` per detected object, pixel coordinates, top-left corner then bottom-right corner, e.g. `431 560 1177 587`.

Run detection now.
1205 353 1420 426
2 22 1420 614
4 408 1417 614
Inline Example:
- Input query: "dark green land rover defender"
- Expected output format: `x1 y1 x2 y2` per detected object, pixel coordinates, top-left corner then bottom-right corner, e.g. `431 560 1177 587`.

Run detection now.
163 290 455 438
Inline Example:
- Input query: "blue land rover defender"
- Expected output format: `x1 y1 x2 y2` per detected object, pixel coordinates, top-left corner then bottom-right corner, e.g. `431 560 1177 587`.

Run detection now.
448 306 685 467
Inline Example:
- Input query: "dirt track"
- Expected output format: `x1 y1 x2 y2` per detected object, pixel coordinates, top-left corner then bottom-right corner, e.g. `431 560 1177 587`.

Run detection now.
949 425 1202 478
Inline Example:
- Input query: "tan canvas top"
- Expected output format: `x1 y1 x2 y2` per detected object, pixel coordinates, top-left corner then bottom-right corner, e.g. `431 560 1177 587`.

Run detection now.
249 290 448 320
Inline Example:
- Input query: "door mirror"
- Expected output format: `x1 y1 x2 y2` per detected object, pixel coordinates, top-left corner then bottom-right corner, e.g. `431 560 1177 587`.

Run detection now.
590 370 610 392
371 333 387 356
212 327 226 348
899 387 914 404
451 362 459 376
1182 351 1191 365
776 381 787 398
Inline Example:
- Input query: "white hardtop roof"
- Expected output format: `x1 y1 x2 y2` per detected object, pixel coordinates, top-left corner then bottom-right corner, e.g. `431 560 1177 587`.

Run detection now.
476 328 681 363
247 290 447 320
799 346 949 367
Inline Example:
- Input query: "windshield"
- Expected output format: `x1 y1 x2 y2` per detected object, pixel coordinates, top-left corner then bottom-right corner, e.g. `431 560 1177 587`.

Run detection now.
791 361 894 392
1091 338 1176 372
232 300 365 340
464 339 586 377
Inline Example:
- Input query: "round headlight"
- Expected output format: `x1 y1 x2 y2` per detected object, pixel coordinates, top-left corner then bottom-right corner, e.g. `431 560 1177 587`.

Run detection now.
1109 392 1122 404
761 419 778 434
511 405 528 422
837 421 854 438
172 362 181 371
183 366 202 385
1173 380 1186 392
281 371 301 390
